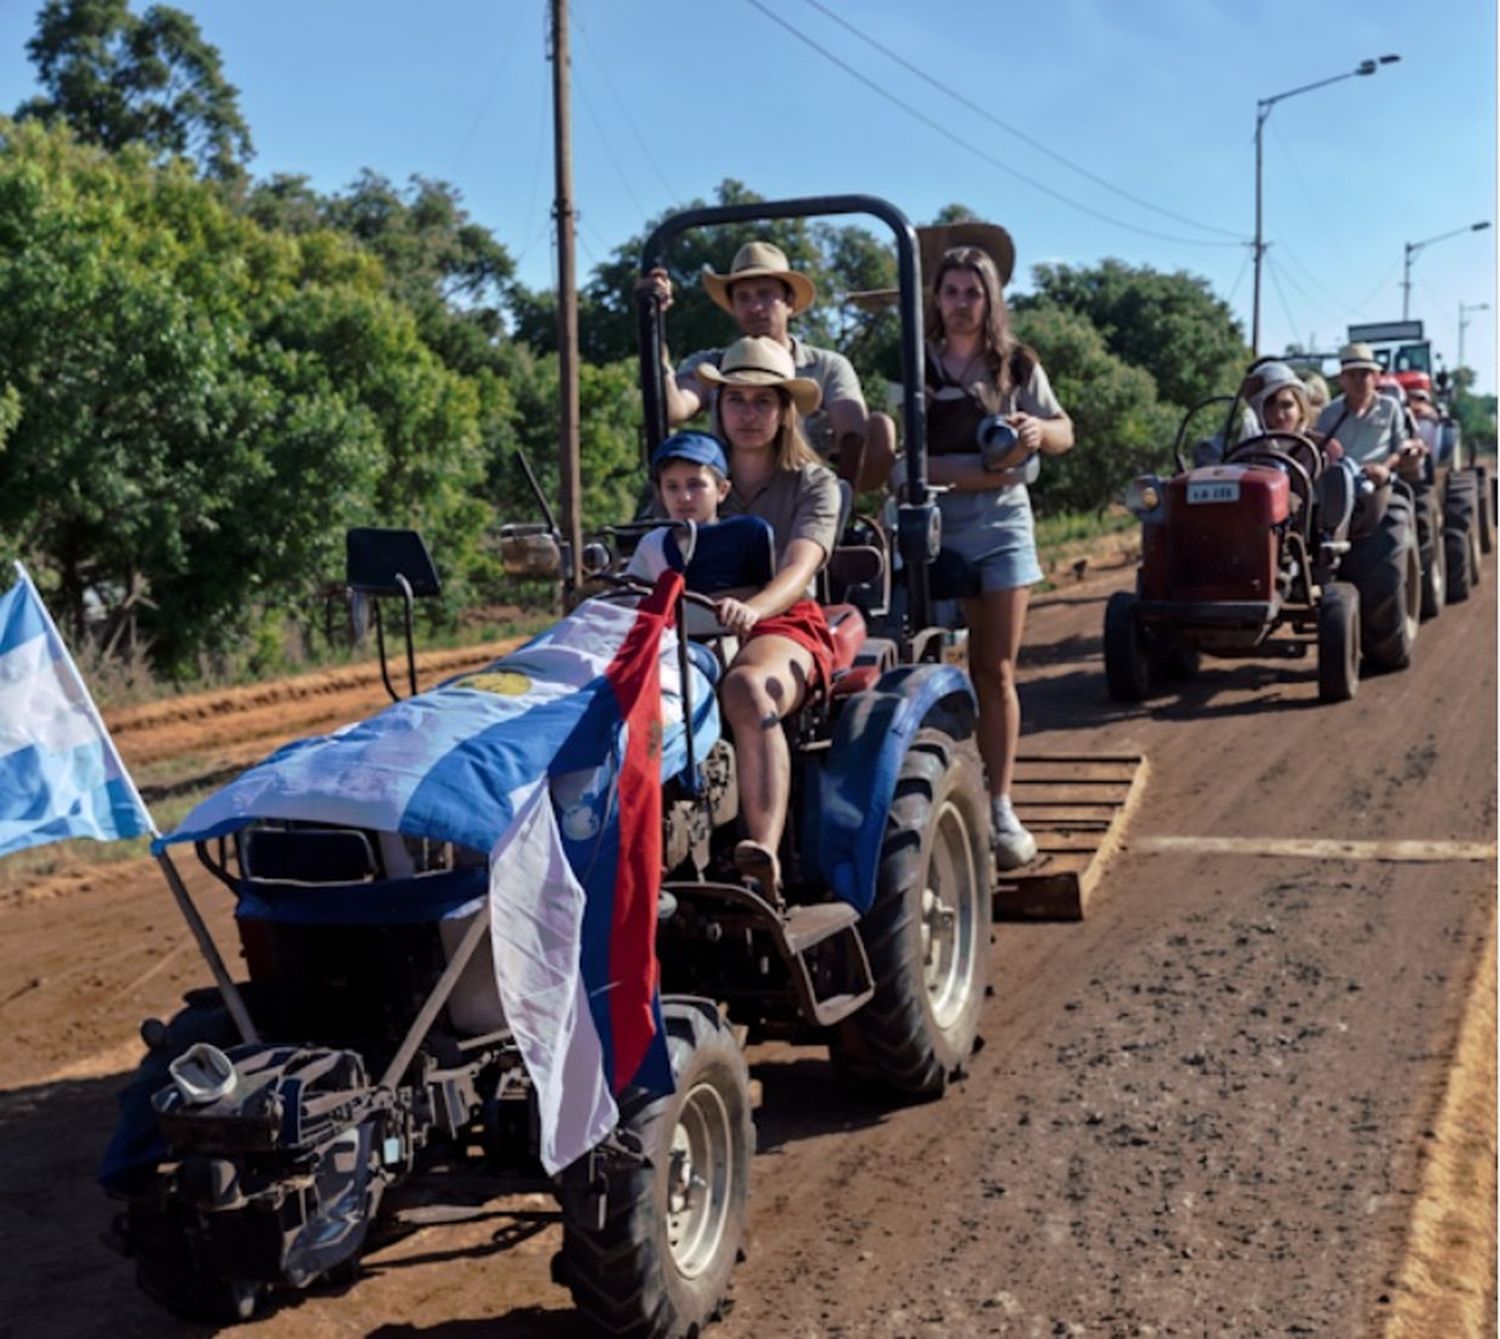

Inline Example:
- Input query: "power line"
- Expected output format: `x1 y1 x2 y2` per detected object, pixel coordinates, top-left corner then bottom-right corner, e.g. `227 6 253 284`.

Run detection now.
447 2 529 177
1350 257 1402 316
1224 246 1253 307
799 0 1244 242
515 23 551 267
1267 248 1324 316
1276 236 1365 319
1266 122 1365 314
574 73 650 220
575 4 681 206
1266 254 1303 347
744 0 1246 250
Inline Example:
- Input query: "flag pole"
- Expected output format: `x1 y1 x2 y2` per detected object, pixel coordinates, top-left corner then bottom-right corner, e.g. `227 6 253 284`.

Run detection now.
9 564 259 1042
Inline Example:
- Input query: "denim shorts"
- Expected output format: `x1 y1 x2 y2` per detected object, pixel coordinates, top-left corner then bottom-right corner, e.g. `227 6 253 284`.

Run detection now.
938 486 1044 592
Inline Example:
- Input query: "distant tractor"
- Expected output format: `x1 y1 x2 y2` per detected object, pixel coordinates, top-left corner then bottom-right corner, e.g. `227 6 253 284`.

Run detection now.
1350 320 1487 603
1105 392 1418 706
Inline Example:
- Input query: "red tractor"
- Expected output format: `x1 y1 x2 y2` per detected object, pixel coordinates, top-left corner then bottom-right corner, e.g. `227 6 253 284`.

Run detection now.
1104 392 1420 706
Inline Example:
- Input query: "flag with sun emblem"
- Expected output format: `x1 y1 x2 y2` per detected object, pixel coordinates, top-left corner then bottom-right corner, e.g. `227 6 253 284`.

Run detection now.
157 570 714 1172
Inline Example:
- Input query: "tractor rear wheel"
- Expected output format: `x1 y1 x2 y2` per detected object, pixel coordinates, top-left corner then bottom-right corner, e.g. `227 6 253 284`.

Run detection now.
1418 485 1445 620
841 729 991 1099
1315 581 1359 703
1341 487 1419 671
1476 464 1495 554
1103 592 1150 701
558 999 751 1339
1445 472 1480 603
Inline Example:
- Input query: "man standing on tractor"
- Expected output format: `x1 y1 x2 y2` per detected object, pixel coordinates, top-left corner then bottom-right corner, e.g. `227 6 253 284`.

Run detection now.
1316 343 1424 482
638 242 896 492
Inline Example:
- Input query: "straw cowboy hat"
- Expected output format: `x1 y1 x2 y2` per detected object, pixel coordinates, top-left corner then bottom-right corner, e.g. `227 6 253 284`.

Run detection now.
701 241 817 316
842 219 1017 313
694 336 823 416
919 220 1016 288
1338 342 1383 373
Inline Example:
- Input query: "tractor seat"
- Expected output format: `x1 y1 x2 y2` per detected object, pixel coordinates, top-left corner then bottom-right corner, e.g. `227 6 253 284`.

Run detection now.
824 604 868 674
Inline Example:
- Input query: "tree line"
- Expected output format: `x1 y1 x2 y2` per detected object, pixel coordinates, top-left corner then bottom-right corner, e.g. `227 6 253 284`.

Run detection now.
5 0 1485 678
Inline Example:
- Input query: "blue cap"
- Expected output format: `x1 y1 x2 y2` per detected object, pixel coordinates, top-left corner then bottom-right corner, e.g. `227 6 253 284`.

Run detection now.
651 431 728 478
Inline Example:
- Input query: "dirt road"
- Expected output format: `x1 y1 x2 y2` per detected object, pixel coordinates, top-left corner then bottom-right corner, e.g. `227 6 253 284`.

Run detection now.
1 556 1493 1337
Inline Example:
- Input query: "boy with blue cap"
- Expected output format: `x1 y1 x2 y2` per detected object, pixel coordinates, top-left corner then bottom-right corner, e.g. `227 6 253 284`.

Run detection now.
625 431 732 582
625 432 777 599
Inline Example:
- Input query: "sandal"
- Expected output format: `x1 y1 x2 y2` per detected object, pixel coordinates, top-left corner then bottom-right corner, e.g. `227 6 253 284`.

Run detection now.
733 839 782 897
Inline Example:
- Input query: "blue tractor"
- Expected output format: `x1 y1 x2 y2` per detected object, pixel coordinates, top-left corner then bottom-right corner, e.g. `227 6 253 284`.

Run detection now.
101 197 992 1338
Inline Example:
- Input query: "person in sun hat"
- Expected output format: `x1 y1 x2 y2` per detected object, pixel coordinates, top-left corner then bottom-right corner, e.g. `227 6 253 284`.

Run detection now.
1247 360 1314 436
638 240 897 491
691 334 841 897
923 244 1073 871
1315 343 1423 483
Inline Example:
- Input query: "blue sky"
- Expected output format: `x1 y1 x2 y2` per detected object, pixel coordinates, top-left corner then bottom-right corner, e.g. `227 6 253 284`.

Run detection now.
1 0 1494 390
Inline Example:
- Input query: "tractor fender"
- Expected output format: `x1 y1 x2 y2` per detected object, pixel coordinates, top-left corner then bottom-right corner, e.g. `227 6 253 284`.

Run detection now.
810 664 977 915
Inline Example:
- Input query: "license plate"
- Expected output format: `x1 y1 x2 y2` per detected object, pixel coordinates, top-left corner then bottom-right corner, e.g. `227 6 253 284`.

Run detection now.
1187 480 1240 504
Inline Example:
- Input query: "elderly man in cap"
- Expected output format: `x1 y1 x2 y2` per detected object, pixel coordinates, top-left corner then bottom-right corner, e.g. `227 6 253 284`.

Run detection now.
1315 343 1424 483
640 241 897 491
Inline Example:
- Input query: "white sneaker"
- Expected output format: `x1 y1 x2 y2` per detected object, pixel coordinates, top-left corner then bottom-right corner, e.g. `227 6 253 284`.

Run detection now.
990 797 1037 870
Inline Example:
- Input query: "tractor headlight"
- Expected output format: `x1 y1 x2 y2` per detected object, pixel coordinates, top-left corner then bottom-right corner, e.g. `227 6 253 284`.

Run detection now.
1124 475 1163 520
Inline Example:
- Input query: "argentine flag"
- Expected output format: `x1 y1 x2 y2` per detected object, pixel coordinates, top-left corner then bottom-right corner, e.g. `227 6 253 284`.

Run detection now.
0 563 154 859
156 571 713 1173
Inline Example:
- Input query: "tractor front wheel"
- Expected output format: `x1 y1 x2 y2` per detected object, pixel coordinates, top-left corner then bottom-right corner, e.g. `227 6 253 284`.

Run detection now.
558 999 751 1339
1103 592 1151 701
841 729 991 1099
1316 581 1360 703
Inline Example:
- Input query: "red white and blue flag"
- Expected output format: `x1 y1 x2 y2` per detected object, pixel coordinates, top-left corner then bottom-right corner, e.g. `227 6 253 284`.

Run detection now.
160 572 713 1172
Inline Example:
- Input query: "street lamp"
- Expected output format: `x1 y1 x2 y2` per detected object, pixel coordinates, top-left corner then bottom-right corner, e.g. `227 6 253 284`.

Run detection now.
1253 54 1400 354
1403 222 1493 319
1458 300 1490 371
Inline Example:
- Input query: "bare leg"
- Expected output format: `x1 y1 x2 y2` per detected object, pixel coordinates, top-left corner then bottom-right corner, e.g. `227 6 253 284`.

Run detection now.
719 634 815 860
962 586 1030 797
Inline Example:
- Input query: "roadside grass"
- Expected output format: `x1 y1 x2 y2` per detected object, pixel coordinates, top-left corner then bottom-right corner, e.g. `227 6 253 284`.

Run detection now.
80 606 555 712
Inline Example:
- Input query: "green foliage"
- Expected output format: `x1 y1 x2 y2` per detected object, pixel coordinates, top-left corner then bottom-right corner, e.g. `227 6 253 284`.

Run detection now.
490 348 645 531
246 169 516 378
1451 369 1497 451
17 0 252 180
0 119 487 670
1021 258 1249 412
1014 303 1179 515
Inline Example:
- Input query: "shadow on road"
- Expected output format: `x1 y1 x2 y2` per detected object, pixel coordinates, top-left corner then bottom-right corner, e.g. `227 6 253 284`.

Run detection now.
1021 659 1329 740
749 1053 900 1155
369 1308 579 1337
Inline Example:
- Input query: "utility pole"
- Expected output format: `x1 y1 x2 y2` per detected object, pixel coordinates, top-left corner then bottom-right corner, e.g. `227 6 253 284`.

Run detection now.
550 0 582 590
1403 221 1492 320
1252 55 1398 353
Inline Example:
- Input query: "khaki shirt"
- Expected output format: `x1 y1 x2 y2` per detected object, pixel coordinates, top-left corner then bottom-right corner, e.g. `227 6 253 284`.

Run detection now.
679 334 865 458
1316 395 1405 467
720 462 841 571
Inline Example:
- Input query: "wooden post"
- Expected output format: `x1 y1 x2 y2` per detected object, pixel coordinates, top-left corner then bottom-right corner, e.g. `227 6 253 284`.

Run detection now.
551 0 583 590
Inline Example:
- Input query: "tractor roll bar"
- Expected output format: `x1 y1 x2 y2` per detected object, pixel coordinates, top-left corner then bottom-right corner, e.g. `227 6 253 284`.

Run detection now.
637 195 934 633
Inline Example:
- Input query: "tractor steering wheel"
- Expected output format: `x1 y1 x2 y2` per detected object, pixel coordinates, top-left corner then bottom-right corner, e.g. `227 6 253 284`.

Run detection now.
1223 433 1320 519
1226 431 1322 483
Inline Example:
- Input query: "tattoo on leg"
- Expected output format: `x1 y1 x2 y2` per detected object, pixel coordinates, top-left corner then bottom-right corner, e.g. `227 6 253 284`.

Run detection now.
759 710 781 731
